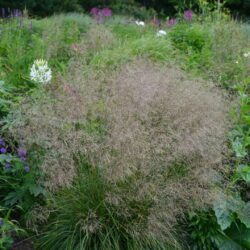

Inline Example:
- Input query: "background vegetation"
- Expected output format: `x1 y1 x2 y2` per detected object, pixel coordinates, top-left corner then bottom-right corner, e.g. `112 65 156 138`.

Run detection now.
0 0 250 17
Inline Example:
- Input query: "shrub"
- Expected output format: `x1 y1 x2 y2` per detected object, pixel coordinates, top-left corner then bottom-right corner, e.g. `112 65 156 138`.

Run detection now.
169 23 210 53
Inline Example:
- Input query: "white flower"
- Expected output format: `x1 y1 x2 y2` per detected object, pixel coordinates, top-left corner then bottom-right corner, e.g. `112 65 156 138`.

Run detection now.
243 52 250 58
157 30 167 37
30 59 52 84
235 61 239 64
135 20 145 26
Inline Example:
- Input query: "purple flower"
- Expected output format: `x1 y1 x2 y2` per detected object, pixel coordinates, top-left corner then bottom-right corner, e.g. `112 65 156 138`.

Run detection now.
166 18 177 27
151 17 160 26
18 146 27 161
0 138 5 146
90 7 100 16
2 8 5 18
5 163 11 170
101 8 112 17
24 165 30 173
184 10 193 21
0 218 3 227
0 148 6 154
13 9 19 17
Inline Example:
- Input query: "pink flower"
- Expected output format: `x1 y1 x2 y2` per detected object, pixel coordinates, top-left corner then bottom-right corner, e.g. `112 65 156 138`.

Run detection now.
101 8 112 17
151 17 160 26
90 7 100 16
71 44 79 52
166 18 177 27
184 10 193 21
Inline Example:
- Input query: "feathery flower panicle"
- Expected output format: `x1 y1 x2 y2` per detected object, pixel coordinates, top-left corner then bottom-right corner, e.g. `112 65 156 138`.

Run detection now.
30 59 52 84
184 10 193 21
157 30 167 37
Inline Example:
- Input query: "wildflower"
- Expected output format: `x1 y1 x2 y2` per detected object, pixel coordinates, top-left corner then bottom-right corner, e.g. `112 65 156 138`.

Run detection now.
0 138 5 146
184 9 193 21
0 148 6 154
243 52 250 58
151 17 160 26
90 7 100 16
24 165 30 173
5 163 11 170
0 218 3 227
18 146 27 161
30 59 52 84
235 61 239 64
13 9 22 18
135 21 145 26
166 18 177 27
101 8 112 17
71 43 79 53
157 30 167 37
2 8 5 18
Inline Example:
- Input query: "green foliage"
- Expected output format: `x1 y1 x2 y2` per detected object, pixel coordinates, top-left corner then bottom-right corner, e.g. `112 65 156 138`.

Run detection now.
0 140 46 249
0 151 46 213
187 209 222 250
0 206 24 250
0 14 91 115
230 80 250 187
170 23 210 53
187 204 250 250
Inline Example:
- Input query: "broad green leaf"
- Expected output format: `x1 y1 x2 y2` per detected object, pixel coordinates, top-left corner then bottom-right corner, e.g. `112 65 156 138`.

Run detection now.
212 234 244 250
214 200 234 230
226 222 250 249
237 165 250 185
232 138 247 158
29 185 46 197
214 194 244 231
237 202 250 228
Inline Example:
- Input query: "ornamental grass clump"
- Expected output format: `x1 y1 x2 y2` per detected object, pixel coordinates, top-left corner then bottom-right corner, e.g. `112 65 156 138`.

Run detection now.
30 59 52 84
38 164 175 250
9 58 230 243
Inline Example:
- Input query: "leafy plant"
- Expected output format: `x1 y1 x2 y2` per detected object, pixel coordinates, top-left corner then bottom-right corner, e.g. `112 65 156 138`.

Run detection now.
0 139 46 213
0 206 24 250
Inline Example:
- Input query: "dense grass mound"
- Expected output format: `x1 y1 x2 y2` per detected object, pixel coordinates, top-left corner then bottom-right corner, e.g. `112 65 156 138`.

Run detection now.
8 57 230 244
38 163 175 250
